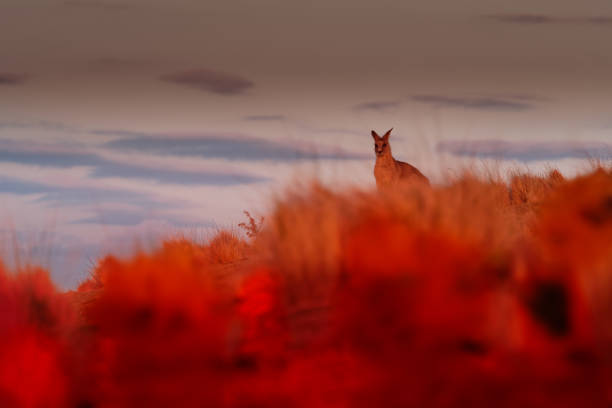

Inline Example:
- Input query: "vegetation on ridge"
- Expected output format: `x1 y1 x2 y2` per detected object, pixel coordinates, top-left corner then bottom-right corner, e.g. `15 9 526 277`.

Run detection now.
1 167 611 407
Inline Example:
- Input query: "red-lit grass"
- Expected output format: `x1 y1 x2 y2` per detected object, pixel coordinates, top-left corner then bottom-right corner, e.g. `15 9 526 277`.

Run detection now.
0 167 611 407
0 265 75 407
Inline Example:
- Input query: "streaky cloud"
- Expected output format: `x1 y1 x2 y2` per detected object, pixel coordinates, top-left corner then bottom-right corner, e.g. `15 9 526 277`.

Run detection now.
0 176 163 208
160 69 254 95
101 131 369 161
90 161 269 185
0 149 103 168
485 14 612 26
0 139 269 185
62 0 132 11
71 209 213 227
353 100 401 111
0 176 212 229
0 73 28 85
243 115 287 121
71 209 216 228
0 120 77 132
71 210 150 226
437 139 612 162
411 95 533 111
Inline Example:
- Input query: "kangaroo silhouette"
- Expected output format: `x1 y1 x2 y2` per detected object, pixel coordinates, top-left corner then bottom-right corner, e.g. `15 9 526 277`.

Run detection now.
372 128 429 190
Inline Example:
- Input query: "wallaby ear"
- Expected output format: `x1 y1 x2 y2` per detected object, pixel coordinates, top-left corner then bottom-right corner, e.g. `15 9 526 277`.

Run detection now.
382 128 393 141
371 130 379 140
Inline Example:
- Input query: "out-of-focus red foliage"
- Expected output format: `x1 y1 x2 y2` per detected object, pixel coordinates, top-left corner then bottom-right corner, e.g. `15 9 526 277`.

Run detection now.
1 168 611 407
78 240 235 407
0 265 74 408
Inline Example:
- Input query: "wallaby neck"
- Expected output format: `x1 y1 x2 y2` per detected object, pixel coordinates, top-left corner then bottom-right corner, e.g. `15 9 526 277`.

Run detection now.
375 150 394 165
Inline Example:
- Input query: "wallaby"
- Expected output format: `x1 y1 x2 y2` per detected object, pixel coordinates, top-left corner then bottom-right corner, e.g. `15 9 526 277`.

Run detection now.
372 128 429 190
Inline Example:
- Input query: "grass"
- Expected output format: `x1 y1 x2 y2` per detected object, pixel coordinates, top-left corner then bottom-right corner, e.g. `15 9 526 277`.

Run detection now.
0 166 611 407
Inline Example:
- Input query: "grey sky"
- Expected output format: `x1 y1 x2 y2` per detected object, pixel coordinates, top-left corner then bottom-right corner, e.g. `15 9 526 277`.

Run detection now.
1 0 611 288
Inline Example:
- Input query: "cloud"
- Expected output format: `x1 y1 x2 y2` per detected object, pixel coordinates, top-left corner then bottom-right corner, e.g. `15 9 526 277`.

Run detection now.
0 176 212 231
485 14 555 24
72 209 216 227
353 94 545 113
485 94 551 102
0 139 269 185
0 178 52 196
0 149 103 168
485 14 612 26
89 161 268 185
587 17 612 25
63 0 132 11
90 129 149 138
410 95 533 111
160 69 254 95
437 139 612 162
101 131 369 161
71 210 150 226
353 100 401 111
0 120 77 132
243 115 287 121
0 176 161 208
0 73 27 86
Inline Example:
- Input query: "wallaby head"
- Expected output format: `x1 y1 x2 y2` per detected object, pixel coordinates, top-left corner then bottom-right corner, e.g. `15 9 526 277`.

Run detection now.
371 128 393 157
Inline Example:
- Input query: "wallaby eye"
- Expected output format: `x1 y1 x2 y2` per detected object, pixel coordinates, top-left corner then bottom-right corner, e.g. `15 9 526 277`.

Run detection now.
382 143 387 147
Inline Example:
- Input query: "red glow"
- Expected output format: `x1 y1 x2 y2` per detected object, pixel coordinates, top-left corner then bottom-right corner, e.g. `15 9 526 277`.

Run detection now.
1 169 611 407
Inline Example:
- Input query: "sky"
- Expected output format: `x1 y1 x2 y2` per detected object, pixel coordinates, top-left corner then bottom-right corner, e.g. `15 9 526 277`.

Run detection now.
1 0 611 288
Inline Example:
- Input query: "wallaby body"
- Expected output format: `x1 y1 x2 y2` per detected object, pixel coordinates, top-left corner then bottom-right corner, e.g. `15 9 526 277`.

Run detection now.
372 129 429 190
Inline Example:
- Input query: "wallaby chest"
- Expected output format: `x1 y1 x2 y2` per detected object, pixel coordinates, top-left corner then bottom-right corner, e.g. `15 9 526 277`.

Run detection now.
374 157 400 187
